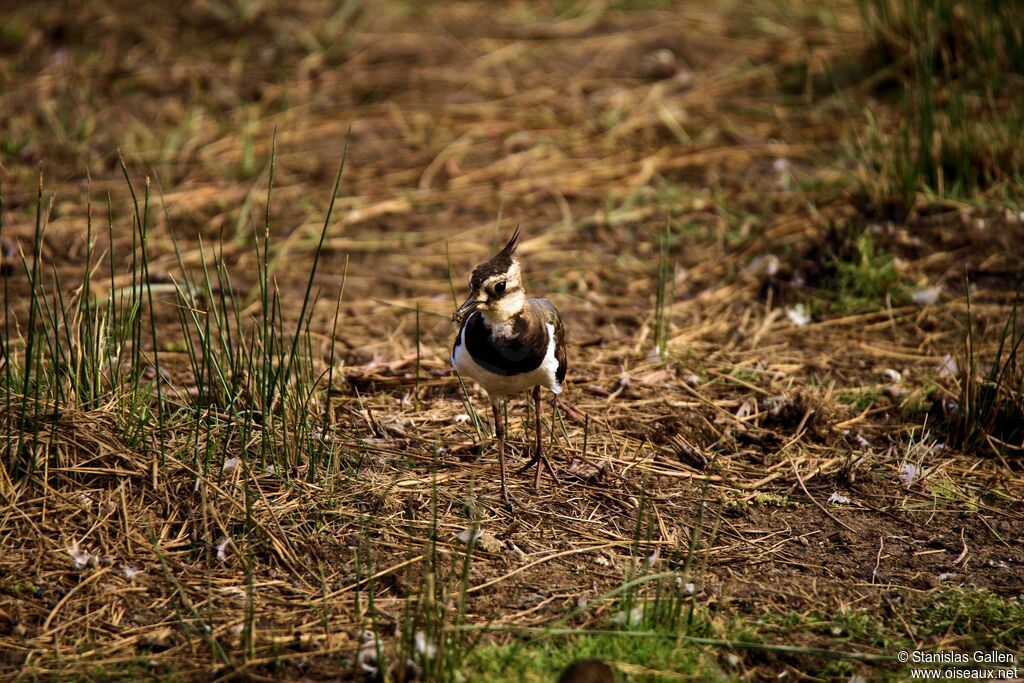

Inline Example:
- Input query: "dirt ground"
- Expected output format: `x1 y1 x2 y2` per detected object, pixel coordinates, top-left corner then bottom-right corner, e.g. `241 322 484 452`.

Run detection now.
1 1 1022 680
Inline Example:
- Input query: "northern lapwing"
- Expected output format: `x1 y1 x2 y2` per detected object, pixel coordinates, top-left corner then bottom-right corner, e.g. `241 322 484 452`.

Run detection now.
451 228 567 506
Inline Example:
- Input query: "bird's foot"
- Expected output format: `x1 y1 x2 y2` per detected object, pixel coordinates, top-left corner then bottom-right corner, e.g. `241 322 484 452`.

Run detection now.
515 451 540 475
500 486 514 512
540 455 559 487
515 450 560 489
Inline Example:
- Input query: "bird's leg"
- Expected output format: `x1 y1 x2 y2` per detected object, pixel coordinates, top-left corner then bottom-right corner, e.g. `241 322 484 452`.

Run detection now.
537 387 560 486
517 386 559 488
553 394 573 467
492 399 510 507
516 390 541 473
532 385 544 488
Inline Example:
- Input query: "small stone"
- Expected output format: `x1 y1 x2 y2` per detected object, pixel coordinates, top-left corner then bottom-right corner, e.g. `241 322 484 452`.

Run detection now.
912 287 941 306
939 354 958 378
786 304 811 327
899 463 919 488
216 537 232 562
880 368 902 384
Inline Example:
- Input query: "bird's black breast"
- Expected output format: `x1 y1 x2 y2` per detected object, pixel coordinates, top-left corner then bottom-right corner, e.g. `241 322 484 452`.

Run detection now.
460 311 547 376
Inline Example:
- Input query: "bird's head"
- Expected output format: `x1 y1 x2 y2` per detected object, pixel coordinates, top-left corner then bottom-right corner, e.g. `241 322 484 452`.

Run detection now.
453 228 526 323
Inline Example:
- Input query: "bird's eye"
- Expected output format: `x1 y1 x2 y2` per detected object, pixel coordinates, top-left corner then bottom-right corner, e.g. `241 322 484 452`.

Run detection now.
494 281 507 294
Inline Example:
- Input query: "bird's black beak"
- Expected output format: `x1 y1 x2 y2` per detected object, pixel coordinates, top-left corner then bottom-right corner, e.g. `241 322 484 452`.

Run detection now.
452 295 481 323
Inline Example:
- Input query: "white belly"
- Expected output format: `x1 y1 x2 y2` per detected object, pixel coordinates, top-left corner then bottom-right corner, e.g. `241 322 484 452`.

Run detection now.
452 322 562 398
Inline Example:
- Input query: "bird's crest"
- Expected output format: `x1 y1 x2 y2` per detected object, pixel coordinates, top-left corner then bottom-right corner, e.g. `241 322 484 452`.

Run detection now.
499 226 520 257
470 227 521 288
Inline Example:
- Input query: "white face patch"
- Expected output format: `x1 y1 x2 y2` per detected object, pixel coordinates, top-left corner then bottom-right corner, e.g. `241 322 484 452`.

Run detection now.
481 260 521 293
478 259 525 322
482 289 526 323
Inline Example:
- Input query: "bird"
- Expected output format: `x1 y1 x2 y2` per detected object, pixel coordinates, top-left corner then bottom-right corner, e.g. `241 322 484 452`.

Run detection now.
451 228 567 506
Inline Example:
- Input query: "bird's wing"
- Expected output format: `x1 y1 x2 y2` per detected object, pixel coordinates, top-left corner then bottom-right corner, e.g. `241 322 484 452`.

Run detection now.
532 298 567 385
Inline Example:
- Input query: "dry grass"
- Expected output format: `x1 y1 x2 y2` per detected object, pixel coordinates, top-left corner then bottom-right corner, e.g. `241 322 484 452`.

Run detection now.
1 1 1023 680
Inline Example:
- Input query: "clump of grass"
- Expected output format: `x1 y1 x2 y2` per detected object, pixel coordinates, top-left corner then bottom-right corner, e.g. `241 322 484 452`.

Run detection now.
1 137 350 486
837 387 884 412
766 588 1024 653
653 223 673 360
947 284 1024 459
394 478 482 682
828 231 906 312
860 0 1024 82
2 166 169 478
855 0 1024 208
347 476 500 683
